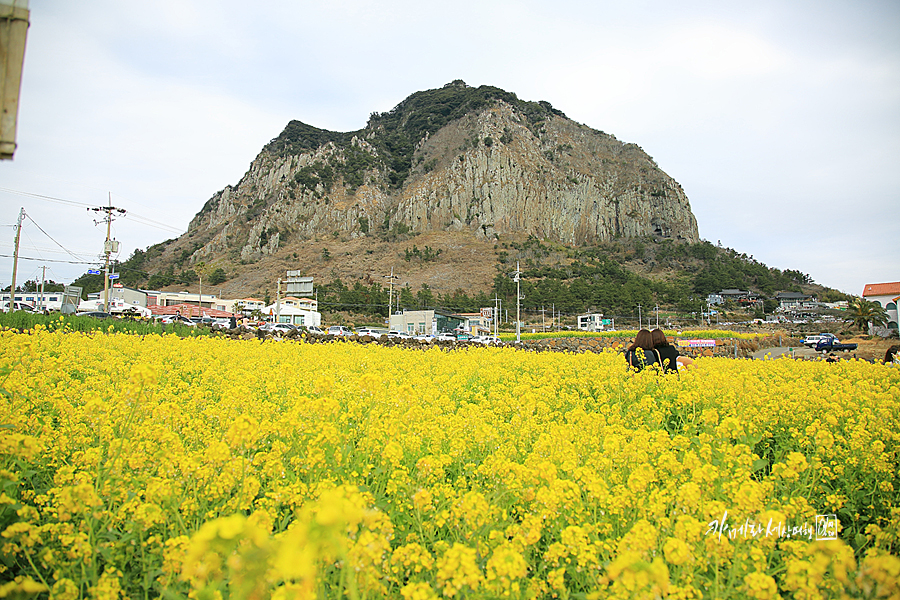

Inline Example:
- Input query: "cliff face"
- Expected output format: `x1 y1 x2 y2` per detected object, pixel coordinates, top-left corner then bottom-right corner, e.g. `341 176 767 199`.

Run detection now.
184 82 699 266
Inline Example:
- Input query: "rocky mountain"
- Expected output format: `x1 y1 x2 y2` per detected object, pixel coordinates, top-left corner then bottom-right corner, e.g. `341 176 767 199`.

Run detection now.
139 81 700 296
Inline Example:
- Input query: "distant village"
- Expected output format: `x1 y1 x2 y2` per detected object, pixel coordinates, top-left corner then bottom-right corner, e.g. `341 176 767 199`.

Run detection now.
3 273 898 338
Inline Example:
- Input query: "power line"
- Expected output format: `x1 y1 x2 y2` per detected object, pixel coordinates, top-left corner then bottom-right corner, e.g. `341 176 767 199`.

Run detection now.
1 186 186 234
0 186 94 209
121 212 184 235
0 254 97 265
0 242 97 256
23 213 94 262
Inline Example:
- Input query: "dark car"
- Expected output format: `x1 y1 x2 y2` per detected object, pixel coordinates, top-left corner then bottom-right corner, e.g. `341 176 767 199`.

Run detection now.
81 311 114 319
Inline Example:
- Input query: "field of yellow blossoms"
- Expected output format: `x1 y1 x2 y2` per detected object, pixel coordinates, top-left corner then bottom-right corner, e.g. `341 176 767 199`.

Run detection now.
0 326 898 599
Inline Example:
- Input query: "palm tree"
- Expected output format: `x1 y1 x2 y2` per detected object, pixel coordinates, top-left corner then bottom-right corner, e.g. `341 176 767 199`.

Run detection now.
846 299 889 333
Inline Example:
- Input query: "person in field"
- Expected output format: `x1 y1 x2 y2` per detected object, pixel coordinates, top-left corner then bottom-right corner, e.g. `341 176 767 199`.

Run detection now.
625 329 661 371
884 345 900 365
651 328 694 373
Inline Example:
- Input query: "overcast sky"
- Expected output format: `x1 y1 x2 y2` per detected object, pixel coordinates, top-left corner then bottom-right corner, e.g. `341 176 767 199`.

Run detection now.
1 0 897 295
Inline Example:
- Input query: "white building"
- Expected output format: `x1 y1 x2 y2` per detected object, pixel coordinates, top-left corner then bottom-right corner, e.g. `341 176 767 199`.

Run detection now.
88 285 147 308
1 291 64 311
263 302 321 327
577 313 606 332
455 312 491 334
862 281 899 335
232 298 266 314
280 296 318 311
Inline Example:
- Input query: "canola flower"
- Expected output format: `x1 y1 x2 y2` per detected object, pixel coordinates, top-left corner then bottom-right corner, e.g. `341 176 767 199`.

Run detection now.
0 328 898 599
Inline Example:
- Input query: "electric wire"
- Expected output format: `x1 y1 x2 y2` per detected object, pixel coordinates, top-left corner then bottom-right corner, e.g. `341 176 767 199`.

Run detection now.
0 187 94 209
23 214 94 262
121 212 184 235
0 254 98 265
2 185 185 234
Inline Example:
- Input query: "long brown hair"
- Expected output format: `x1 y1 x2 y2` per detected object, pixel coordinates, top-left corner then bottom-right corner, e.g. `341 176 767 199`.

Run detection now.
650 328 669 347
885 345 900 364
628 329 654 351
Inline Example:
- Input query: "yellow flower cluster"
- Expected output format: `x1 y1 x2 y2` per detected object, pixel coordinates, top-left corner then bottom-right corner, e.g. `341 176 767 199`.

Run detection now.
0 328 898 598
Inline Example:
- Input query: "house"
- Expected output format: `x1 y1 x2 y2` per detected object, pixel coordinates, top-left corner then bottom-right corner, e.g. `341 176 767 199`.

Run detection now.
151 290 218 310
149 304 234 319
719 289 750 301
263 302 321 327
577 313 605 332
775 292 815 310
233 298 265 314
456 312 492 334
280 296 318 311
862 281 900 334
390 309 435 335
1 291 65 311
106 285 148 308
389 309 465 335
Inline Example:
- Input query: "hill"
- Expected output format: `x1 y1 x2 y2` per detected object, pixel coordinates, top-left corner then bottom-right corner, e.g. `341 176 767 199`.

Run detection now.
69 81 849 318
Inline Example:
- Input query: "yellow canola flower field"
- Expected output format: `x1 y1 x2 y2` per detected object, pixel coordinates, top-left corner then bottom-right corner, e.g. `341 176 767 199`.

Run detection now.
0 328 898 599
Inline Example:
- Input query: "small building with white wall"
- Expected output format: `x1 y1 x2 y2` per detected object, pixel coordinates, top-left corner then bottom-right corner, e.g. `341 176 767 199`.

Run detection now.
264 303 321 327
577 313 605 332
862 281 899 335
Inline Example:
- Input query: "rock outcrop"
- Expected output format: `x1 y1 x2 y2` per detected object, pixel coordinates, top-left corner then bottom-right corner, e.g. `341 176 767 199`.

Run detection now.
183 81 700 265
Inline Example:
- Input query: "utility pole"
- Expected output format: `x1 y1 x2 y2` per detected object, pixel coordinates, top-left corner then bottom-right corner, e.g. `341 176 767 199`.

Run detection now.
655 304 659 329
275 278 281 323
514 261 521 343
637 304 642 330
89 197 126 313
384 267 398 324
7 207 24 312
541 306 546 332
38 265 46 312
492 295 502 339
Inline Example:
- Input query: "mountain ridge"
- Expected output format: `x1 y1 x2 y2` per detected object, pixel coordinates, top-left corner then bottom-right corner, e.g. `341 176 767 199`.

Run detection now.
75 82 749 307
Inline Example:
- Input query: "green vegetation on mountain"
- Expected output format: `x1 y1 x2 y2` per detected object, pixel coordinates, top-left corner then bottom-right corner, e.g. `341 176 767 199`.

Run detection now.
266 80 566 190
68 233 848 317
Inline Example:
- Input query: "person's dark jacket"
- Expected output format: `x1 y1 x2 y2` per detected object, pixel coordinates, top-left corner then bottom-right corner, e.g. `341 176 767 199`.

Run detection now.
654 344 680 373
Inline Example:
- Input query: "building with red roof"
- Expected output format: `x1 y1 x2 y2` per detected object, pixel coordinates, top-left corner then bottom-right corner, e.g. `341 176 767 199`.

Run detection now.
862 281 899 335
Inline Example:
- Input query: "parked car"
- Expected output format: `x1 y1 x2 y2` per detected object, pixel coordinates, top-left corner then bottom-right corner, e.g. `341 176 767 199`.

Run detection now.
80 311 114 319
414 334 435 342
802 333 837 348
190 316 215 327
210 317 232 330
356 327 387 338
435 332 457 342
160 315 195 326
1 301 36 312
327 326 354 337
388 330 411 339
302 325 325 335
472 335 501 345
268 323 297 334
